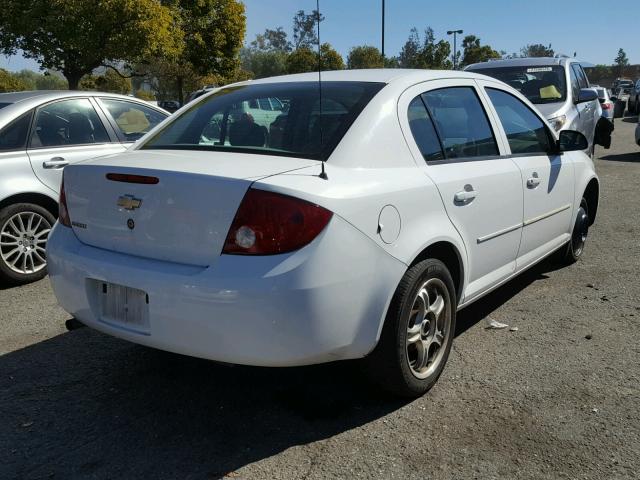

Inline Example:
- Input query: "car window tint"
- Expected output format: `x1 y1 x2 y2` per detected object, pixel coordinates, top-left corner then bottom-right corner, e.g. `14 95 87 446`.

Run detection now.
0 111 33 151
101 99 166 142
407 96 444 162
142 81 384 161
258 98 272 111
421 87 498 159
486 88 551 155
30 98 110 148
571 64 588 89
569 67 580 99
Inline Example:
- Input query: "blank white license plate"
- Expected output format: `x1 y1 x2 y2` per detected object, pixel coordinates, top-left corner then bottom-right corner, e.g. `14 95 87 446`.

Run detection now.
97 282 150 333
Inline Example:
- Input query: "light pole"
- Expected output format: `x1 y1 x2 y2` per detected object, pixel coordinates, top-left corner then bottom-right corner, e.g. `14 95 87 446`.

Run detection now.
381 0 385 64
447 29 463 70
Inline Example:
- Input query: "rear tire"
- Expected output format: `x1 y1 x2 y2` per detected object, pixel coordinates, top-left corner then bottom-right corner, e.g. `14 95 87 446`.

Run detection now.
0 203 55 285
362 259 456 397
558 198 589 265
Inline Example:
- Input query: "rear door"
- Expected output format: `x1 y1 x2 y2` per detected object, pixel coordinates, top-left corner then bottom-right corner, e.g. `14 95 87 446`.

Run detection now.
481 82 574 269
570 63 596 147
27 97 125 194
400 79 524 301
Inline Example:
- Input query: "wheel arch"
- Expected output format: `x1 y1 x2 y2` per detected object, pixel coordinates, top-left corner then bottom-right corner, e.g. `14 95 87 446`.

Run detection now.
583 178 599 226
0 192 59 219
408 241 464 304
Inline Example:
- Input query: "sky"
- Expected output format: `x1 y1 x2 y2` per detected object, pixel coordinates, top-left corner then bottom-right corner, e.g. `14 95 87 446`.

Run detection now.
2 0 637 72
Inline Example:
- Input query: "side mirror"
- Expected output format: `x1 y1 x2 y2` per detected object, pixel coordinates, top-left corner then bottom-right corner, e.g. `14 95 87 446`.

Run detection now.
610 95 618 102
576 88 598 103
558 130 588 152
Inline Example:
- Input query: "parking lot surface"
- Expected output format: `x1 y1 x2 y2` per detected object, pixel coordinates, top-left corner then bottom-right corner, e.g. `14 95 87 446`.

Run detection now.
1 116 639 480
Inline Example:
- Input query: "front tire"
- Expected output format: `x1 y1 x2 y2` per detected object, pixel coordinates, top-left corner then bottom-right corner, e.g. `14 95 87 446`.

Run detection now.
559 198 589 265
0 203 55 285
362 259 457 397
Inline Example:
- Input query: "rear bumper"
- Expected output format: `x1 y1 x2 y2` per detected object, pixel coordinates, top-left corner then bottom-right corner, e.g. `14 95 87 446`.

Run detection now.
47 217 406 366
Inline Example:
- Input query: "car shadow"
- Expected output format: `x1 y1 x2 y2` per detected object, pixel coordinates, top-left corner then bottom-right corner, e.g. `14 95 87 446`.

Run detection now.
599 151 640 163
1 258 557 479
621 115 638 124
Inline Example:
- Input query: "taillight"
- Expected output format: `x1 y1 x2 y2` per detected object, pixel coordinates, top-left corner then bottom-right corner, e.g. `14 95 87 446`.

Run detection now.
222 189 332 255
58 178 71 227
601 102 612 110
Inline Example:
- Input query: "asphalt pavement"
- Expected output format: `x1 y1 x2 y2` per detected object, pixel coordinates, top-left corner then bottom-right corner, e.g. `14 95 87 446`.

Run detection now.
1 115 639 480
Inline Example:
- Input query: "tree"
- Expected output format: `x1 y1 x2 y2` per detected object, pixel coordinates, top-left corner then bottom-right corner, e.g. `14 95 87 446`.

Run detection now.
399 28 451 69
460 35 500 66
520 43 555 58
614 48 629 77
36 72 68 90
241 48 288 79
286 43 343 74
0 0 182 89
251 27 291 52
0 69 28 92
148 0 246 104
347 46 384 69
292 10 324 50
95 69 132 94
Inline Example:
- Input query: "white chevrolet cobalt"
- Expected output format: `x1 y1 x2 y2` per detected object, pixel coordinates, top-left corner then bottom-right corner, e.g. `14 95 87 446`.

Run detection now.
47 70 599 397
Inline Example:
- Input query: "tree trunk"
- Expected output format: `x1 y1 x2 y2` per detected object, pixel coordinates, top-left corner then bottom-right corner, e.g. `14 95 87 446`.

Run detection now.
65 72 84 90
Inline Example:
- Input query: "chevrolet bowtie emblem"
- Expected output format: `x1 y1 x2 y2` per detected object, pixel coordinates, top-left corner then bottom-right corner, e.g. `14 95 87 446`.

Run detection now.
117 195 142 211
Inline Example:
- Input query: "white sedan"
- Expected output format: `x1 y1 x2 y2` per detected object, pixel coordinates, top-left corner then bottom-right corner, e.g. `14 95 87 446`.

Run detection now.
47 70 599 397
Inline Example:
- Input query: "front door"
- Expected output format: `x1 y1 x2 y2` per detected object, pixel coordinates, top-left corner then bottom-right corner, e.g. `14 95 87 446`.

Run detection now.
482 85 574 269
400 80 524 302
27 98 125 194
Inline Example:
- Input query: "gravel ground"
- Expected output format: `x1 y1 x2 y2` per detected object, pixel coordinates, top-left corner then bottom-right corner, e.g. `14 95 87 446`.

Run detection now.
1 115 639 480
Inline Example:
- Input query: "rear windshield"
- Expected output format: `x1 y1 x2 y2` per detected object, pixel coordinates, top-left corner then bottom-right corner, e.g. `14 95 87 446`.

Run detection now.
141 81 384 160
469 65 567 104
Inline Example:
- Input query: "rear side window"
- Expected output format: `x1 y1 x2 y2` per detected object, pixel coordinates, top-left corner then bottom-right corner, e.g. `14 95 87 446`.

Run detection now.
407 96 443 162
486 88 551 155
101 99 167 142
421 87 498 159
0 111 33 151
142 81 384 161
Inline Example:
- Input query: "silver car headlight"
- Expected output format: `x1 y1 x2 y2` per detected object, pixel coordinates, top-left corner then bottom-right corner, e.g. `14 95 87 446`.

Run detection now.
548 115 567 132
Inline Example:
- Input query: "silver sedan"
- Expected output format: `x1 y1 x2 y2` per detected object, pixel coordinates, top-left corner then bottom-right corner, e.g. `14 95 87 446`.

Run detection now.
0 91 168 285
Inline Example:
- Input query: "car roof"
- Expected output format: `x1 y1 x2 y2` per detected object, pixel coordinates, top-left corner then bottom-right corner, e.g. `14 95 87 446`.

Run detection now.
235 68 484 87
465 57 582 70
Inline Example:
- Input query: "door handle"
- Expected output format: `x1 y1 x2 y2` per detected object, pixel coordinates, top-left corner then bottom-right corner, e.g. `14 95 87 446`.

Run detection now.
454 188 477 203
42 157 69 169
527 174 541 188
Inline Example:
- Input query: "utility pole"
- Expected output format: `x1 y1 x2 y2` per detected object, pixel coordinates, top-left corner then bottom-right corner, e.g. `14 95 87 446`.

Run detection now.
447 29 463 69
381 0 385 64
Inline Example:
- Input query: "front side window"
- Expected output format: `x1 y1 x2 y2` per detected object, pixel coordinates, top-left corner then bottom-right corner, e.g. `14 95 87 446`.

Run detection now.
569 67 581 99
101 99 167 142
0 111 33 151
486 88 551 155
142 81 384 161
572 64 589 88
407 96 443 162
467 65 567 104
30 98 110 148
421 87 498 159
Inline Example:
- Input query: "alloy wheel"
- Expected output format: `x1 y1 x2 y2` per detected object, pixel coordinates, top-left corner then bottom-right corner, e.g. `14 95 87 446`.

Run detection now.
405 277 451 379
0 212 51 275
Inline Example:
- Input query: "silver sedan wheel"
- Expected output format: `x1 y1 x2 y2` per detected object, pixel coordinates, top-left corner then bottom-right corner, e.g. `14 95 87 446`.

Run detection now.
406 278 451 379
0 212 51 275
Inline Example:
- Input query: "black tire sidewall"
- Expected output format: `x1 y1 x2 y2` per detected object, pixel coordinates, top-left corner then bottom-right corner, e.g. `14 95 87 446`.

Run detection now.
565 198 589 263
0 203 56 285
365 258 457 397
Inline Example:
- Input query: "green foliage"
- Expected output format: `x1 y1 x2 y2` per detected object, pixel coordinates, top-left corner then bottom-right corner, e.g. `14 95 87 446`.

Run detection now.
0 68 28 92
585 64 612 83
251 27 291 52
135 89 155 101
614 48 629 76
398 28 452 69
0 0 183 89
35 72 68 90
520 44 555 58
241 48 288 79
292 10 323 50
460 35 500 67
286 44 343 74
95 69 132 94
347 46 384 69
